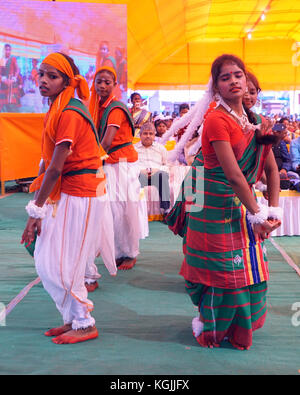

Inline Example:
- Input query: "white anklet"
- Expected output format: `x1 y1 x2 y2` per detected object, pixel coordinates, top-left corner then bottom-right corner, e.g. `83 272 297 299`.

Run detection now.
25 200 47 219
72 317 95 331
192 317 204 338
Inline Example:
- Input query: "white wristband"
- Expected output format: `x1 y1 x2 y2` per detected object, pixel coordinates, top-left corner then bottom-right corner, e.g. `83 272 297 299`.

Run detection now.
255 181 267 192
268 206 283 221
247 203 269 225
25 200 47 219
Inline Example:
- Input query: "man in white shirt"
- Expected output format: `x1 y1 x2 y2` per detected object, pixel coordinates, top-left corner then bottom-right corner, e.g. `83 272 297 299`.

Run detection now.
135 122 170 212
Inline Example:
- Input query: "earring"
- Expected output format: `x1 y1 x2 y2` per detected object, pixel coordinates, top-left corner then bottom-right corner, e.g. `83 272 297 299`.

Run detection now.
214 92 221 102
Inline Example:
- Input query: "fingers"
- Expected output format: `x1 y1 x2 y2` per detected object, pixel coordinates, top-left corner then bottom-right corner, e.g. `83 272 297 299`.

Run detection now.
36 219 42 236
21 218 41 245
253 219 282 241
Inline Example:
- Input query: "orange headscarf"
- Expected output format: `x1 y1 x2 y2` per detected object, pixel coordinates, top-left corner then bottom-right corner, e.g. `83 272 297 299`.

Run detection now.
89 66 117 130
30 53 91 202
42 52 90 142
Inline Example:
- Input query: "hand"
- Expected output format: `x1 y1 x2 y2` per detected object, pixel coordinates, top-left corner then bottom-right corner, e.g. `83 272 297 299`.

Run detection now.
253 219 281 240
21 217 42 247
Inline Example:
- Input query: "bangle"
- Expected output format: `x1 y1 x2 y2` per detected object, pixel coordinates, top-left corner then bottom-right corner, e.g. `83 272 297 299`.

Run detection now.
25 200 47 219
268 206 283 221
247 203 268 225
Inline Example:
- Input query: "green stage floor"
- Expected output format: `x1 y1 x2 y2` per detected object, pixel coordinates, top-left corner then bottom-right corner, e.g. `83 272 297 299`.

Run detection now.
0 192 300 375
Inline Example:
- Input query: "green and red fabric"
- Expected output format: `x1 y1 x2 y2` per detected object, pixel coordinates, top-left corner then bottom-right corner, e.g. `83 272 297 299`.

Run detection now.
185 280 268 349
166 110 272 348
63 98 100 146
98 100 135 142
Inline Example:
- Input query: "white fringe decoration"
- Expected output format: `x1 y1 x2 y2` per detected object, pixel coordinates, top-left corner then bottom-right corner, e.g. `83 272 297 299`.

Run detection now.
161 78 214 163
268 206 283 221
255 180 267 192
246 203 269 225
25 200 47 219
192 316 204 338
72 317 95 330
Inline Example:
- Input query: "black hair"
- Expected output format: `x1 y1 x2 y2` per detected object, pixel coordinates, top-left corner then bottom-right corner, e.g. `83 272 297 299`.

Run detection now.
130 92 142 102
279 117 289 124
179 103 189 112
243 103 277 145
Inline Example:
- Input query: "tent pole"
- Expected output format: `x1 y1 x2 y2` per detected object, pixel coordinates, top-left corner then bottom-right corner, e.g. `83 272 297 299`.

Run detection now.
187 43 191 105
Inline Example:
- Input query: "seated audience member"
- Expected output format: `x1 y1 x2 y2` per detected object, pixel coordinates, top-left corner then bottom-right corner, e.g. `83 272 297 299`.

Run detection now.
294 121 300 139
172 103 191 165
289 136 300 175
164 114 173 129
278 117 292 144
154 116 168 143
174 103 190 142
135 123 171 213
179 102 190 117
130 92 152 137
272 138 298 189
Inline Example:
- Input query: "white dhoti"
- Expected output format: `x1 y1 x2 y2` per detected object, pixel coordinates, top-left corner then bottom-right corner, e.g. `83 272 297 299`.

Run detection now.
84 192 116 284
104 161 148 260
34 193 117 330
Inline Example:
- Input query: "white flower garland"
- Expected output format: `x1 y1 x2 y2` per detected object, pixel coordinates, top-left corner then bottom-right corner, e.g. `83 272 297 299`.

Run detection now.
25 200 47 219
161 77 214 163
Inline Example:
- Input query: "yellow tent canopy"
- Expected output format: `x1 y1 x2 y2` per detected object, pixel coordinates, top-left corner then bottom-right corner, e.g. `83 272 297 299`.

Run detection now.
43 0 300 90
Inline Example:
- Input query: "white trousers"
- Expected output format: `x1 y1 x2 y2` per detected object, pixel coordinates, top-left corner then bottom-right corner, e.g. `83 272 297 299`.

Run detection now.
104 161 148 260
34 193 117 329
84 192 117 284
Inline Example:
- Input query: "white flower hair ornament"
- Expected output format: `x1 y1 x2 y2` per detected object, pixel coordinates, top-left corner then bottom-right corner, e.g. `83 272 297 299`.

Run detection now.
161 78 214 163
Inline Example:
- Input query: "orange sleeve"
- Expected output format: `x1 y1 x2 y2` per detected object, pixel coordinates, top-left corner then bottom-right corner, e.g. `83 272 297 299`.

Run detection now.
55 110 81 146
204 112 231 144
107 107 126 128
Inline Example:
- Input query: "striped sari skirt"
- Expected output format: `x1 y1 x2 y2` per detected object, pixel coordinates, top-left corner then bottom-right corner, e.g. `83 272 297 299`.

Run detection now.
167 134 272 349
185 280 267 350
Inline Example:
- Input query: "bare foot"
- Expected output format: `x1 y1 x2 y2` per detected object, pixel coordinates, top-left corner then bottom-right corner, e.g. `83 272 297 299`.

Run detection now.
52 326 98 344
116 257 125 267
196 336 220 348
118 257 136 270
229 338 250 350
44 323 72 337
85 281 99 292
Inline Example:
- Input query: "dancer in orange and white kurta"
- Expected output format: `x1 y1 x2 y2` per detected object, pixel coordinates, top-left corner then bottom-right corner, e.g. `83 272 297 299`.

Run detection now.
21 52 117 345
89 66 148 271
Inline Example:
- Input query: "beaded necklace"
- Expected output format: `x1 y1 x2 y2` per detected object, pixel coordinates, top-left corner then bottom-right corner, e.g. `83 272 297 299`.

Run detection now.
219 97 252 131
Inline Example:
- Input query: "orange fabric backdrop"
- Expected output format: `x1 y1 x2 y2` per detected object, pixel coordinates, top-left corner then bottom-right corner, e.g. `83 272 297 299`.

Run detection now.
0 114 44 194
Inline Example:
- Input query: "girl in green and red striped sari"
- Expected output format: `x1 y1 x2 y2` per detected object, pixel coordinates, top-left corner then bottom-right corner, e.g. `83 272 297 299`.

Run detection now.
167 54 282 350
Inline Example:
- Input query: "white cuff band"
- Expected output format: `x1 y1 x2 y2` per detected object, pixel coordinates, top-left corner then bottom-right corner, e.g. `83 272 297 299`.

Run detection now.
255 181 267 192
268 206 283 221
247 203 269 225
25 200 47 219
